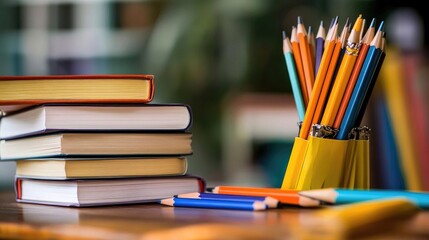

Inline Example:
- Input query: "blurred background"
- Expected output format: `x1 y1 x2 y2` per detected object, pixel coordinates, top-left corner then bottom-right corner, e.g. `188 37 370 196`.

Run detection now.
0 0 427 190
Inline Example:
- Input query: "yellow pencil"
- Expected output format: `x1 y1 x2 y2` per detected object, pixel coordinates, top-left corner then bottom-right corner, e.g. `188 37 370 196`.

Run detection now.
320 15 363 127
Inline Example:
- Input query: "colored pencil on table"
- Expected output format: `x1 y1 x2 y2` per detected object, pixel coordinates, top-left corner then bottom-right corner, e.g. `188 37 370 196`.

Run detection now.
336 21 384 140
298 17 338 139
297 16 315 98
160 197 267 211
291 26 309 107
177 192 279 208
333 18 376 129
315 20 326 75
211 186 320 207
283 31 306 121
321 15 363 127
299 188 429 209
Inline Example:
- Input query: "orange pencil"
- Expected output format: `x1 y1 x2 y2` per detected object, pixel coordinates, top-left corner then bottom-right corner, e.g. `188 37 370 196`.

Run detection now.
297 16 315 97
298 18 339 139
211 186 320 207
291 26 309 106
311 33 342 125
321 15 363 127
308 26 316 69
333 18 376 129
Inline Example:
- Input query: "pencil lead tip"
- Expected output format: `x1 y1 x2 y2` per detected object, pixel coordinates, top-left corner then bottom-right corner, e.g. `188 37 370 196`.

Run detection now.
378 21 385 31
282 30 286 39
320 20 324 26
298 16 303 24
345 17 350 26
370 18 376 27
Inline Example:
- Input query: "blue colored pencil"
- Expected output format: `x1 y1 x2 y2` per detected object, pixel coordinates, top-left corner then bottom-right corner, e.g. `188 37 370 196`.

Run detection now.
283 31 306 121
354 35 386 126
336 21 384 140
299 188 429 209
177 192 279 208
160 197 267 211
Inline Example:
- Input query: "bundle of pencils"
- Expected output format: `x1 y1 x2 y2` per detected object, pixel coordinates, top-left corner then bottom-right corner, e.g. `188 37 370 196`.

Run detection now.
282 14 386 140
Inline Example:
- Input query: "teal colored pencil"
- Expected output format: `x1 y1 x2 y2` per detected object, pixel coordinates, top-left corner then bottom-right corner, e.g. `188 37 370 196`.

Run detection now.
160 197 267 211
283 31 305 121
299 188 429 209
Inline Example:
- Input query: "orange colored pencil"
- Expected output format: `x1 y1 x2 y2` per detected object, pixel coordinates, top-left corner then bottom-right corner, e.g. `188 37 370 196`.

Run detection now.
333 18 376 129
291 26 309 106
297 17 315 97
321 15 363 127
311 35 342 125
298 19 339 139
212 186 320 207
308 26 316 69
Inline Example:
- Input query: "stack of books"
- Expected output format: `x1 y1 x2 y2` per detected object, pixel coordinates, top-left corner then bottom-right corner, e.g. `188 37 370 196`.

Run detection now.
0 74 205 207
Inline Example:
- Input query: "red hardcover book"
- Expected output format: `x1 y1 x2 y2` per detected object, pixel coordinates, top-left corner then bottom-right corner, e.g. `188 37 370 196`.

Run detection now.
0 74 155 115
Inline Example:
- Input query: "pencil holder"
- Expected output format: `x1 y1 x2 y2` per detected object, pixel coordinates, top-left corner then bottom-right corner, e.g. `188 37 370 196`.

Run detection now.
281 126 370 190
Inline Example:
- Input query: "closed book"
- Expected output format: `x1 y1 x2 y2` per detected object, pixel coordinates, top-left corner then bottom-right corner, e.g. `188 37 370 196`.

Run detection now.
15 157 188 179
0 103 192 139
0 74 155 115
0 132 192 160
15 175 206 207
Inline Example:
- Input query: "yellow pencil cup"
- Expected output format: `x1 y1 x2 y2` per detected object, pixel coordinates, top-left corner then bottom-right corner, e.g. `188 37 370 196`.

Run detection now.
281 126 370 190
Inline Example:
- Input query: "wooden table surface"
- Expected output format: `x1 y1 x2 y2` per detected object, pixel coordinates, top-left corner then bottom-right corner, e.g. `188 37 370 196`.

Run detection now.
1 191 429 240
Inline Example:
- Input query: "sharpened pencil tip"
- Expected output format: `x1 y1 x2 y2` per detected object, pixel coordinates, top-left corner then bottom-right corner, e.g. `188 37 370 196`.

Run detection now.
212 187 219 193
253 201 268 211
298 16 303 24
353 15 363 32
177 192 200 198
282 30 286 39
345 17 350 27
160 198 174 206
369 18 376 28
299 196 321 207
378 21 385 31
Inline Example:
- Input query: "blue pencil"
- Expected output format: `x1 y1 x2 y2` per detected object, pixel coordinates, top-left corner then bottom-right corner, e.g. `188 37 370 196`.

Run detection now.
354 34 386 126
299 188 429 209
336 21 384 140
177 192 279 208
160 197 267 211
283 31 306 121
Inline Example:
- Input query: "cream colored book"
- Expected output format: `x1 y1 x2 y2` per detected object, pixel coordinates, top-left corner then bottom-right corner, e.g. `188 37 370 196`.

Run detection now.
0 132 192 160
0 103 192 139
16 157 188 179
